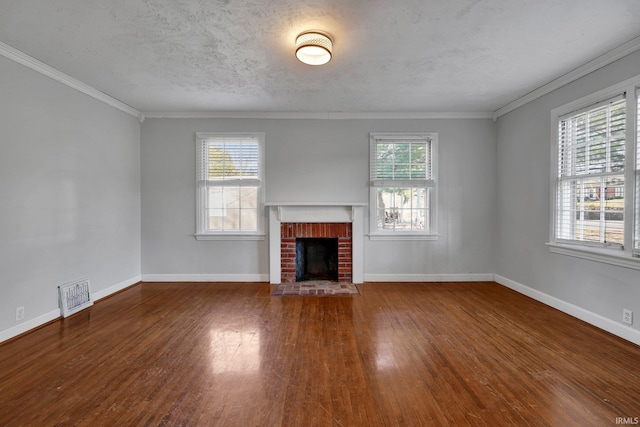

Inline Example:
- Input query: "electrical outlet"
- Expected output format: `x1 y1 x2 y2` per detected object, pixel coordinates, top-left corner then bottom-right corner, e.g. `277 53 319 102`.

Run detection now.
15 306 25 322
623 309 633 325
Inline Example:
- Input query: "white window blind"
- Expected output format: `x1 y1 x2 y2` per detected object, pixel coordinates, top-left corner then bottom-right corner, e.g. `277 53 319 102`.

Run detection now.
370 133 437 235
555 95 626 247
196 133 264 236
371 137 433 185
635 93 640 255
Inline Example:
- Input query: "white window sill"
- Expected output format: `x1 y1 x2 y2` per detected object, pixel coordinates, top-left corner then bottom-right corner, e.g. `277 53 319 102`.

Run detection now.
547 242 640 271
369 233 439 241
195 233 265 241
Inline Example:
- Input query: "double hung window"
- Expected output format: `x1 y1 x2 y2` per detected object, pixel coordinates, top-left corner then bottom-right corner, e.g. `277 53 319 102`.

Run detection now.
196 132 264 240
555 96 626 247
551 79 640 267
369 133 438 239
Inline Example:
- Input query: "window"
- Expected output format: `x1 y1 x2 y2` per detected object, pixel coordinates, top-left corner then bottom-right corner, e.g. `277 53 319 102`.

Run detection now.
550 80 640 268
555 95 626 247
636 93 640 255
196 132 264 240
369 132 437 239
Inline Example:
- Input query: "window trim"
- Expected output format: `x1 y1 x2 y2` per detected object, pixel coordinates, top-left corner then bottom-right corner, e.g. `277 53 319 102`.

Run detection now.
549 75 640 268
546 242 640 271
369 132 439 240
195 132 266 241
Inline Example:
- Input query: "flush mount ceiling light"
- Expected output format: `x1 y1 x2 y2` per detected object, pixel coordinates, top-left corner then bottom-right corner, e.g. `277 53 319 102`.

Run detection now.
295 31 333 65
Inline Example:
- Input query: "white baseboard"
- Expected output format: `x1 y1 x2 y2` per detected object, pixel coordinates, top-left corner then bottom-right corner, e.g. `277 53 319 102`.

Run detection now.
5 273 636 347
495 274 640 346
141 274 270 282
0 309 60 344
93 275 142 301
144 273 493 283
364 273 495 282
0 275 142 344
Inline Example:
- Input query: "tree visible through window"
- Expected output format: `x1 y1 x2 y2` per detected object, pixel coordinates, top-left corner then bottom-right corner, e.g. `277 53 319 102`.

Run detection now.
196 133 264 238
370 133 437 237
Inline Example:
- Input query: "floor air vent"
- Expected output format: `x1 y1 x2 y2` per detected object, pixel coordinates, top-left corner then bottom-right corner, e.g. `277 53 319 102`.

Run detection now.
59 279 93 317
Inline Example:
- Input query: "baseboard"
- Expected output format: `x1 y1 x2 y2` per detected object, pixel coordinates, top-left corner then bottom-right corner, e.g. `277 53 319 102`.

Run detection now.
364 273 495 282
495 274 640 346
5 273 636 346
0 309 60 344
143 273 492 283
93 275 142 301
141 274 270 282
0 275 142 344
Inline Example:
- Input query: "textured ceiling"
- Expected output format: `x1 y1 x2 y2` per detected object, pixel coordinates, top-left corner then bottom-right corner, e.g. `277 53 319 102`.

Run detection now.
1 0 640 114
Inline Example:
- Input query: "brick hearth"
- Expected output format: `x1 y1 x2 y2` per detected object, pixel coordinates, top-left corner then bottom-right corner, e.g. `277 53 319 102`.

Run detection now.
280 223 352 283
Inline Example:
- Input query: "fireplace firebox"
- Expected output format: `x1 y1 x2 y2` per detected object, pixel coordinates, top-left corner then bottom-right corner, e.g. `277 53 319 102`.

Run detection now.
296 238 338 282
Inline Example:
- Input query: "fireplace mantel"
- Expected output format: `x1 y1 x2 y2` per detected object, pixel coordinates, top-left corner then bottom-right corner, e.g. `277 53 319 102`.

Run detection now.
265 202 366 223
266 202 366 284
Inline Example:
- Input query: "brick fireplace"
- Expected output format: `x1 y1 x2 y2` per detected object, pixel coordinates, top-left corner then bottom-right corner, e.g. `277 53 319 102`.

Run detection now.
266 203 365 284
280 223 352 283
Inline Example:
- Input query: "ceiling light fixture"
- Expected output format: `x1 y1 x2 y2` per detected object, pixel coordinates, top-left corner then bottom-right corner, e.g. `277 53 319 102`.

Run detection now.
295 31 333 66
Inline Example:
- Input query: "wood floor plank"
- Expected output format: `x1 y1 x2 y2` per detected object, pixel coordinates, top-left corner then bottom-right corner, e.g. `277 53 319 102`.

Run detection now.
0 281 639 426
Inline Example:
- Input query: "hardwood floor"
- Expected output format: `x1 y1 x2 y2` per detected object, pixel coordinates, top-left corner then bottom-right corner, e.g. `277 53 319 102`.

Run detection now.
0 282 638 426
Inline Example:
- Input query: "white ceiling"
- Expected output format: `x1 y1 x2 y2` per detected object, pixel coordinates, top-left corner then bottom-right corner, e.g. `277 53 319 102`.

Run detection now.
1 0 640 115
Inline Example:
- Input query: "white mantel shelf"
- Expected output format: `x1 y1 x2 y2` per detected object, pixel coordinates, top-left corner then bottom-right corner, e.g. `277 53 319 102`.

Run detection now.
267 203 365 284
264 202 367 206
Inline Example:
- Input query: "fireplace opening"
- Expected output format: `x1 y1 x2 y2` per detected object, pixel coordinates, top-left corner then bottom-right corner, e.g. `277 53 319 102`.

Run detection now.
295 238 339 282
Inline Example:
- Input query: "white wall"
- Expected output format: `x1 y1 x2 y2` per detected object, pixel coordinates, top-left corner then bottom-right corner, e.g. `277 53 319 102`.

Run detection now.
141 118 496 281
0 56 141 340
495 50 640 342
3 38 637 345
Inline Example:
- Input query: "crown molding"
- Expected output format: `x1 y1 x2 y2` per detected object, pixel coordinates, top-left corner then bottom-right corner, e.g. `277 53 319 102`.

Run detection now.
0 41 143 122
10 30 638 123
143 111 493 120
493 35 640 120
144 111 330 119
327 111 493 119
